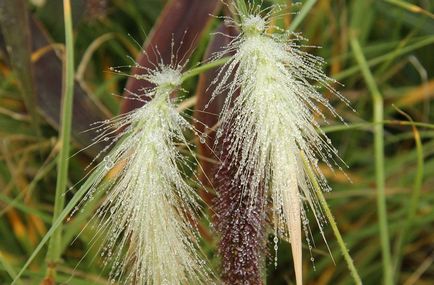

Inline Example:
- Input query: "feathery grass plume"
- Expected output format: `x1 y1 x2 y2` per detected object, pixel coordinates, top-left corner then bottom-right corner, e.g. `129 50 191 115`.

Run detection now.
73 62 214 284
210 3 350 284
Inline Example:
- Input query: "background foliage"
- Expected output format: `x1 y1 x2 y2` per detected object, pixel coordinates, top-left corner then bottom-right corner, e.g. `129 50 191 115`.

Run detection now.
0 0 433 284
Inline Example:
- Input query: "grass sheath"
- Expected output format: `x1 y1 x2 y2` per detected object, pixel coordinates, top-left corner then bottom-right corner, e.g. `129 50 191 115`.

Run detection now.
301 153 363 285
392 108 424 282
215 132 267 284
45 0 75 279
350 34 393 285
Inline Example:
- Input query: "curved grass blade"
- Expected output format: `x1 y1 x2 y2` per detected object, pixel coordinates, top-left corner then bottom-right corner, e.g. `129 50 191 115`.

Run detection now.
11 168 101 285
121 0 221 113
45 0 76 281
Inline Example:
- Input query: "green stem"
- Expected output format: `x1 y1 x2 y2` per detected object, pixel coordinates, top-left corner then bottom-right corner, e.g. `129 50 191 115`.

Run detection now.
335 36 434 81
12 168 101 285
45 0 75 279
301 153 362 285
392 109 424 282
322 120 434 134
181 57 230 82
288 0 318 32
350 34 393 285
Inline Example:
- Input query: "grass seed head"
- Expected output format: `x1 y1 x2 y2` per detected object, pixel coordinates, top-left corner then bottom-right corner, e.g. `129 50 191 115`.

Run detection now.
211 4 348 285
76 65 214 284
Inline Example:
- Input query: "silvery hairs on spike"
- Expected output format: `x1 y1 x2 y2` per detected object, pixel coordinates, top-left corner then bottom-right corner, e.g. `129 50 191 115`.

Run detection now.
209 3 351 285
71 54 215 284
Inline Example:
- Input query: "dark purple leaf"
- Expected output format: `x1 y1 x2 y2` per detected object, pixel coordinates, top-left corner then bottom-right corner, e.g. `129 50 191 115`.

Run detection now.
30 17 108 156
121 0 221 113
193 22 267 284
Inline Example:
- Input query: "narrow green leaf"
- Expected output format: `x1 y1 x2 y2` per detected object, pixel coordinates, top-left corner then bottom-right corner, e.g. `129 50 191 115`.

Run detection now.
45 0 75 279
301 153 363 285
350 34 393 285
11 168 101 284
288 0 317 33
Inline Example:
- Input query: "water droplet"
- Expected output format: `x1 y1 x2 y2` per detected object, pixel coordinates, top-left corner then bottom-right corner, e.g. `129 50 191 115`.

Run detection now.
104 156 114 170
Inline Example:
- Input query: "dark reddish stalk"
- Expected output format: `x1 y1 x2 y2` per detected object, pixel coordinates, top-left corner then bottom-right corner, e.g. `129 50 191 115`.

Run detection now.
214 145 267 284
194 22 267 284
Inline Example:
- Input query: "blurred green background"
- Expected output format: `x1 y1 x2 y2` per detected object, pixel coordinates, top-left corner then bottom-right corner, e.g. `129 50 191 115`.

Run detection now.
0 0 433 284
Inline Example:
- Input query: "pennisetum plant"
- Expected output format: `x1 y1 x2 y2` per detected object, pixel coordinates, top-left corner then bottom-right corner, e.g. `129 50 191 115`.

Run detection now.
74 2 360 285
64 2 365 285
207 2 356 284
63 1 360 285
73 61 216 284
8 0 409 284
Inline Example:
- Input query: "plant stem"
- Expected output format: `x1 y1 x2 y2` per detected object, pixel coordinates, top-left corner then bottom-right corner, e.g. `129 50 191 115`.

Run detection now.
351 34 393 285
181 57 229 82
45 0 75 279
288 0 318 32
322 120 434 134
392 108 424 282
301 153 363 285
12 168 101 285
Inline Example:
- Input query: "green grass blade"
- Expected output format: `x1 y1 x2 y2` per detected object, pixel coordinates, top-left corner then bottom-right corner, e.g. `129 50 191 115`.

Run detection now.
335 35 434 81
322 120 434 134
45 0 75 278
288 0 317 32
384 0 434 19
392 108 424 283
301 153 363 285
0 194 51 223
11 169 100 284
350 34 393 285
0 251 23 285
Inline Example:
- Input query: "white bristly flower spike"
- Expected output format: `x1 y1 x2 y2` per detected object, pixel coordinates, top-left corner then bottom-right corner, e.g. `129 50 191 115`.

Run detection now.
73 63 214 284
210 4 351 285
